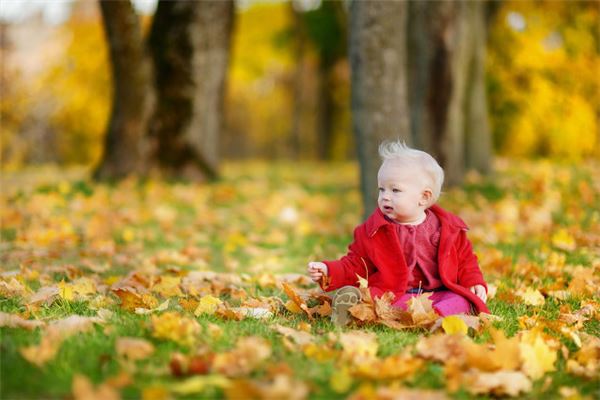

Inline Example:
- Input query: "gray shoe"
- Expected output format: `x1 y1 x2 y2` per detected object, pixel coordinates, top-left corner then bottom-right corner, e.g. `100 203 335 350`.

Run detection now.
331 286 361 326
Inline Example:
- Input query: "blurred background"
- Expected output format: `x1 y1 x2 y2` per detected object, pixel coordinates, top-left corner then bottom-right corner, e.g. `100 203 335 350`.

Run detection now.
0 0 598 174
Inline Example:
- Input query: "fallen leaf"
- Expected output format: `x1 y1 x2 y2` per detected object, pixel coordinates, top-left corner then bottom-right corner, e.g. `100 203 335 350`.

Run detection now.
519 330 557 379
330 366 352 393
519 288 545 306
116 337 155 361
193 295 223 316
72 374 121 400
212 336 272 377
442 315 469 335
151 312 201 347
408 293 439 326
465 370 532 397
273 324 315 347
169 375 230 395
281 282 313 320
0 312 45 330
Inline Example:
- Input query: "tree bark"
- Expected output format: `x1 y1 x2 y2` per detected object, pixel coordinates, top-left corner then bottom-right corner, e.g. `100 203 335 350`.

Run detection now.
349 0 410 218
147 0 234 181
94 0 154 180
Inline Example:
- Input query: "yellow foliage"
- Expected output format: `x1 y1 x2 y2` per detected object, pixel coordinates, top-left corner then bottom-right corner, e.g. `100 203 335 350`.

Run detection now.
488 1 600 159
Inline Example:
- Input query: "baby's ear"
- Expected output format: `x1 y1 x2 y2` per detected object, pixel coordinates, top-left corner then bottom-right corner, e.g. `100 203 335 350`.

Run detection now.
420 189 433 206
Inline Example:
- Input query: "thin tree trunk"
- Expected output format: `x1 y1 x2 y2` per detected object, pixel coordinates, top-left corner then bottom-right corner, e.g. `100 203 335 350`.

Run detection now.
350 0 410 218
465 1 492 174
94 0 153 180
407 1 472 187
148 0 234 181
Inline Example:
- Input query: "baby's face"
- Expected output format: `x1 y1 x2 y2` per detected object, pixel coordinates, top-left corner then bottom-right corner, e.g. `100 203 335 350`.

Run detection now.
377 160 431 223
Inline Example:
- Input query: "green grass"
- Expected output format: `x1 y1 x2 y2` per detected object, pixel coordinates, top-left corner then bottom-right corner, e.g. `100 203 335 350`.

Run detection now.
1 160 599 399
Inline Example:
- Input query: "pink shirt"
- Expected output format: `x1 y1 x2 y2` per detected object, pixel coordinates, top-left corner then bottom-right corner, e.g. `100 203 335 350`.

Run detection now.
393 209 443 290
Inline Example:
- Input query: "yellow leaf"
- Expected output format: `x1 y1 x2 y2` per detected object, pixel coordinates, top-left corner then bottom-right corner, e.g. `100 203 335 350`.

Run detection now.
519 288 545 306
551 229 576 251
442 315 469 335
519 330 557 379
330 367 352 393
169 375 230 395
58 280 74 301
194 295 223 316
151 312 201 347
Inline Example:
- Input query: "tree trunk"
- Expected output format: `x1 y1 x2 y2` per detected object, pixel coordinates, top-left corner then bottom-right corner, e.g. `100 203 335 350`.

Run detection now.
407 1 471 186
94 0 154 180
465 1 492 175
408 1 492 185
349 0 410 218
147 0 234 181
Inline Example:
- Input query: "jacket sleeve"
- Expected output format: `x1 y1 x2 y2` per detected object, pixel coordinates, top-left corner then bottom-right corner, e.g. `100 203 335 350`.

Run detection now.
320 225 377 292
455 230 488 291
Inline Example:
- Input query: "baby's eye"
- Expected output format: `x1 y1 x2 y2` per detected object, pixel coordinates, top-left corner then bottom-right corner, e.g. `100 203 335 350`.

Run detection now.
392 189 401 193
378 187 384 192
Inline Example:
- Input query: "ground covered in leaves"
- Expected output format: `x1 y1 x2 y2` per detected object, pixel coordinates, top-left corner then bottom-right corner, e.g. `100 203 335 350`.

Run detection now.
1 160 599 399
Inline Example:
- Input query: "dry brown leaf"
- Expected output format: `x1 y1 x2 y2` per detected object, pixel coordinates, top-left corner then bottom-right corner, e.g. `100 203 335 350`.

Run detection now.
272 324 315 347
27 285 59 306
416 334 468 364
464 370 532 397
281 282 313 320
116 337 155 361
0 312 45 330
212 336 272 377
348 302 377 322
408 293 439 327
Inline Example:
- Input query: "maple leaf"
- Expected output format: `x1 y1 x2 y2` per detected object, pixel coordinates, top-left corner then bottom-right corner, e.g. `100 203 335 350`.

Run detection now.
113 287 158 312
348 303 377 323
416 334 468 364
151 312 201 347
518 330 557 379
281 282 313 320
518 288 545 306
464 370 532 397
408 293 439 327
194 295 223 316
212 336 272 377
151 276 183 297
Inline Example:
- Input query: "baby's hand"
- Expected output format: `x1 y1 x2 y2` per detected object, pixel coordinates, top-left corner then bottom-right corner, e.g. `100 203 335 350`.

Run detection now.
469 284 487 303
307 262 328 283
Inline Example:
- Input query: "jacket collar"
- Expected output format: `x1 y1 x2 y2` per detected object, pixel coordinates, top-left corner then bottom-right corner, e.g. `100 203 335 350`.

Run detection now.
365 204 468 237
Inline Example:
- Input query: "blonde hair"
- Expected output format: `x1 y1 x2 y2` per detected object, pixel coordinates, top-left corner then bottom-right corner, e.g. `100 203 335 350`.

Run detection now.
378 140 444 203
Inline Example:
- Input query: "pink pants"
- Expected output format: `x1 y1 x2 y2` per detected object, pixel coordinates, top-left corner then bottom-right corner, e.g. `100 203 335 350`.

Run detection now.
393 290 472 316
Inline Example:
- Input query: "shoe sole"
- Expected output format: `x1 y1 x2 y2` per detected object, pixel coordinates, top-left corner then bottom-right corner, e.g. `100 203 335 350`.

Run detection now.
332 287 361 326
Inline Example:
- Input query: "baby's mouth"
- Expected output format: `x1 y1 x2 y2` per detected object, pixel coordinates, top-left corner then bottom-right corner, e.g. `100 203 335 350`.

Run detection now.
383 206 393 212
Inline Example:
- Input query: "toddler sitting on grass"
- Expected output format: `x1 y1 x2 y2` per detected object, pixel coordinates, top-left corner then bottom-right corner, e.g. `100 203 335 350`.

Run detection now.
308 141 489 326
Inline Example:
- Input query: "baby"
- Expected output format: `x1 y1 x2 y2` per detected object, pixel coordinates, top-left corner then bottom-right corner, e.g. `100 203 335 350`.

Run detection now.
308 141 489 325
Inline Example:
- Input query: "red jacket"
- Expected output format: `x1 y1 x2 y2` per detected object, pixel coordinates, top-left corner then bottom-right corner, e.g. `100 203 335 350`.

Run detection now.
322 204 490 314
